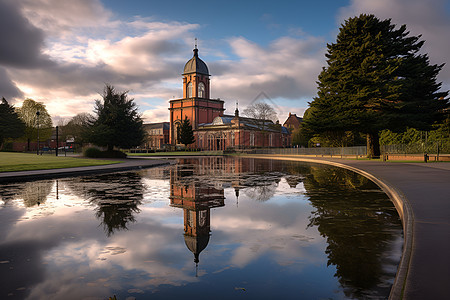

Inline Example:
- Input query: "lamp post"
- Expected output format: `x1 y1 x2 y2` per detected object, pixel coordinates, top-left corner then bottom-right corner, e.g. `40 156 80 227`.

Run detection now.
56 126 59 157
36 111 40 155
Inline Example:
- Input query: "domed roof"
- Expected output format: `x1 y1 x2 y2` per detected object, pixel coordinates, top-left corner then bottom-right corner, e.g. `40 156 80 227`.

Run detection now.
183 48 209 76
184 234 210 263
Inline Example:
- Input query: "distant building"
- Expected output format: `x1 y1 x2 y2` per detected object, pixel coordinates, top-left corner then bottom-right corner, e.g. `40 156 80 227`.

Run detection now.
11 126 65 152
283 112 303 133
143 122 169 149
195 110 290 150
169 47 290 150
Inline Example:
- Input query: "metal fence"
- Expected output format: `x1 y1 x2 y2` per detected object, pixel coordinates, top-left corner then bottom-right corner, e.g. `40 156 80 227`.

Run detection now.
242 142 449 156
245 146 367 156
381 142 448 155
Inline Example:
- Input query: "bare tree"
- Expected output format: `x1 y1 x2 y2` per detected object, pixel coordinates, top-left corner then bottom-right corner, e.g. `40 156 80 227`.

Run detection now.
61 112 93 147
243 102 277 123
243 102 278 147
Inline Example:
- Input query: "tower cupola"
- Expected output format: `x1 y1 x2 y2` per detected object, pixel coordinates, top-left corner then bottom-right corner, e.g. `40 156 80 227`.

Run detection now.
183 47 209 76
182 45 210 99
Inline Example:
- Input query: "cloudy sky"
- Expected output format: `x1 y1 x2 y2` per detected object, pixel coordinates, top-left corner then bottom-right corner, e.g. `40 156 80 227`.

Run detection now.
1 0 449 124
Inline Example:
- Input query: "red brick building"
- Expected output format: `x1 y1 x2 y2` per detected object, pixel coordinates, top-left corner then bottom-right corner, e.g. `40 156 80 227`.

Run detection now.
142 122 169 149
283 112 303 133
169 47 290 150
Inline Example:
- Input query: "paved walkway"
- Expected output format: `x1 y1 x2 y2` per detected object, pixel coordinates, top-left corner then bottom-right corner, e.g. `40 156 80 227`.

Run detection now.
251 155 450 300
0 158 173 182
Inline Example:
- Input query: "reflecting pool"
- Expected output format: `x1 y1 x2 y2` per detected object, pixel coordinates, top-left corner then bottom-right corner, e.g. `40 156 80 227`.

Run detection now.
0 157 402 299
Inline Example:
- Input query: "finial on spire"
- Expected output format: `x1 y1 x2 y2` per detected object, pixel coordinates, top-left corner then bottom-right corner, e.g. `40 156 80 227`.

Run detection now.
193 38 199 57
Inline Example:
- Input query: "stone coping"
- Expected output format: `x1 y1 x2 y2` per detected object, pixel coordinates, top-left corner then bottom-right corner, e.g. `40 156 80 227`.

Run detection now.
0 158 173 182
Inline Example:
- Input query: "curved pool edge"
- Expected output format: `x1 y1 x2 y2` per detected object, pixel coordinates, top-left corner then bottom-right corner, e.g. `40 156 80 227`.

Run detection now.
246 155 413 300
0 159 174 183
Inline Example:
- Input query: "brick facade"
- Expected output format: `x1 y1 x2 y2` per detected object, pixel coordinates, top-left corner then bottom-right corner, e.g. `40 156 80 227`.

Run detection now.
169 48 291 150
142 122 169 149
283 112 303 132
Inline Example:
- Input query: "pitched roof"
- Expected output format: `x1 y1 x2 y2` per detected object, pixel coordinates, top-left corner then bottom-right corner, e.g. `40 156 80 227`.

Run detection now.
143 122 170 130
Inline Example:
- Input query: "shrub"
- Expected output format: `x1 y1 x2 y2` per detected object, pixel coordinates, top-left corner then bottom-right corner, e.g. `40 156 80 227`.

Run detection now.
83 147 102 158
83 147 127 158
102 150 127 158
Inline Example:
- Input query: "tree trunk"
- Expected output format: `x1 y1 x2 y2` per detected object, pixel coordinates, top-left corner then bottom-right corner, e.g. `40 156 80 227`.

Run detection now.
366 132 381 159
27 138 30 151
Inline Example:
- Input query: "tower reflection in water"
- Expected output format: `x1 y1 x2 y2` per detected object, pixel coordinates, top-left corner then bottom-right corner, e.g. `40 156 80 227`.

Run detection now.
169 162 225 272
167 156 285 272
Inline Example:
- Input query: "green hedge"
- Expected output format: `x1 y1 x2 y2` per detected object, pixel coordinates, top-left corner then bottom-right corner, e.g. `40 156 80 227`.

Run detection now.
84 147 127 158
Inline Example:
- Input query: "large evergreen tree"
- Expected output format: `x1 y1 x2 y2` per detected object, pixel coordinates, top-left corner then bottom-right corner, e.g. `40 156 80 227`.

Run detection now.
305 14 449 158
0 97 25 149
87 85 145 151
178 116 195 148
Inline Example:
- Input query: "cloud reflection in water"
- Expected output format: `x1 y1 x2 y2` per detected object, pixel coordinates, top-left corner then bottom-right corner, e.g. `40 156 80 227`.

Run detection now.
0 157 402 299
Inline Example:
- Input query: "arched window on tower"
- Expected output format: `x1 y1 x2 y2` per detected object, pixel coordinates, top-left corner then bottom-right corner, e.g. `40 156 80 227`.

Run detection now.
198 82 205 98
187 82 193 98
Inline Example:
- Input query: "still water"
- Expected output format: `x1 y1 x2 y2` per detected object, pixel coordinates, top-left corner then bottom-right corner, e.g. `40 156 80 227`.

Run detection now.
0 157 402 300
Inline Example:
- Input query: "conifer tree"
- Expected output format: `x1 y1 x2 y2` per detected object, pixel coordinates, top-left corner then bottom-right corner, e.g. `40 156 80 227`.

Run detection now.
305 14 449 158
178 116 195 148
0 97 25 149
87 85 145 151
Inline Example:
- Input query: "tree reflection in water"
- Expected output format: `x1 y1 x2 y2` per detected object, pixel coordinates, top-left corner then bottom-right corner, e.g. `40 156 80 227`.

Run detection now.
172 158 401 297
0 180 53 207
65 172 144 236
0 157 402 299
20 180 54 207
0 182 26 204
288 163 402 298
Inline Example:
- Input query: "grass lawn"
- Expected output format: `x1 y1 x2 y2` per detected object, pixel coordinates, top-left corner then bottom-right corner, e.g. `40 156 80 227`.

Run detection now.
0 152 121 172
127 151 223 156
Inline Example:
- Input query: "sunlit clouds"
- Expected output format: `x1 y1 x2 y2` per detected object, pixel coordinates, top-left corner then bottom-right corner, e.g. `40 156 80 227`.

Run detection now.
0 0 448 123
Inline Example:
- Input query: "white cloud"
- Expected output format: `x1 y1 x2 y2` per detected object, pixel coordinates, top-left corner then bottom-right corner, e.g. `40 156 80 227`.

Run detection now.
3 0 448 125
5 0 199 121
142 103 171 123
211 36 326 111
3 0 322 122
19 0 113 39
